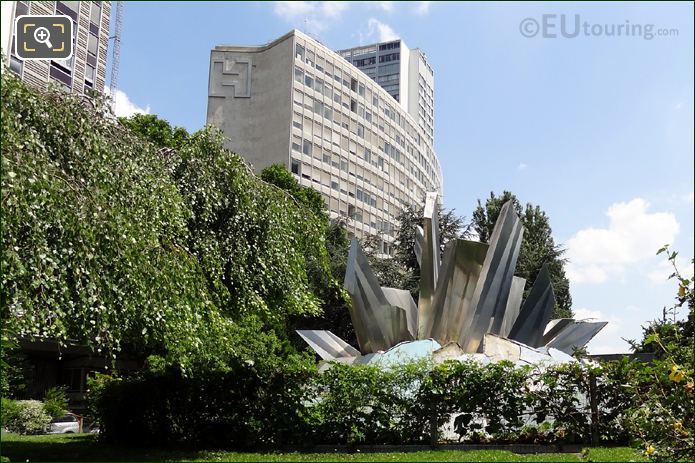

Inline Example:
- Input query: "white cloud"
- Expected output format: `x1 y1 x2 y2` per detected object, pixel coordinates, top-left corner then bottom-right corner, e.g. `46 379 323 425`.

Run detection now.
414 1 432 15
105 88 150 118
647 255 694 285
364 18 400 43
566 198 680 285
273 1 349 33
517 163 527 171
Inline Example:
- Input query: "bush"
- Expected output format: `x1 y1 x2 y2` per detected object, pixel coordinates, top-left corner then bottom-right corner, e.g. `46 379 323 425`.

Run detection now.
43 387 68 419
91 358 640 448
89 357 317 448
3 399 51 434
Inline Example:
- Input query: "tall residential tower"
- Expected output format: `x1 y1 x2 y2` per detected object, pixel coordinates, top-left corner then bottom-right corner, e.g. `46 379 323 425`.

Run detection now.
337 39 434 146
1 1 111 95
207 30 441 255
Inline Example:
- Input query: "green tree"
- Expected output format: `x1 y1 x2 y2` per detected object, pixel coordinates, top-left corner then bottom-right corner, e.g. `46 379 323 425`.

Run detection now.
260 164 327 221
259 165 354 346
364 204 471 296
1 70 334 376
472 191 572 318
118 113 189 150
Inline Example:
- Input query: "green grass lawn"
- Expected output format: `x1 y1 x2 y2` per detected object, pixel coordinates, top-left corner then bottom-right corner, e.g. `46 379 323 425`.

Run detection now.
0 433 648 462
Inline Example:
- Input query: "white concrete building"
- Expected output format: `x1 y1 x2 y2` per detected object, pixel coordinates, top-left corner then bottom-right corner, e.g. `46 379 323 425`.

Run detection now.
207 30 442 255
1 1 110 95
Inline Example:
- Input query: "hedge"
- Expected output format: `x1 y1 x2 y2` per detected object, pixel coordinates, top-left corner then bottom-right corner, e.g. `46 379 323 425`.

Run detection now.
90 358 643 449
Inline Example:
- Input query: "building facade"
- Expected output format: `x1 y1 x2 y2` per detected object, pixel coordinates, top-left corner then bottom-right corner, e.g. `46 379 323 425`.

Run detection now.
1 1 110 95
207 30 442 255
337 39 435 146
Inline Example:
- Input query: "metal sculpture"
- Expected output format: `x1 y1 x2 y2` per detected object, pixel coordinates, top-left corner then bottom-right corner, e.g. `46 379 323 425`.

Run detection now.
299 192 607 364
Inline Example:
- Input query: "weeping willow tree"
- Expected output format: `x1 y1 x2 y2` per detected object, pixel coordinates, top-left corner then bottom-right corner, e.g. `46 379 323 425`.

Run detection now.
1 70 340 375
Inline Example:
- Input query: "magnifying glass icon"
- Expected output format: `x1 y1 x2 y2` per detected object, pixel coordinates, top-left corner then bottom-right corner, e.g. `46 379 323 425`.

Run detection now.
33 27 53 49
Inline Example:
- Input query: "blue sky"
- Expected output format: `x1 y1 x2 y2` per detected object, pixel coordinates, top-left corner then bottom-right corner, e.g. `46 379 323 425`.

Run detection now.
110 1 694 353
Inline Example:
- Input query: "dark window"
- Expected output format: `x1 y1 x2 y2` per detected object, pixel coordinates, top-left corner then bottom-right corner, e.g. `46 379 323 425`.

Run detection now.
50 64 72 87
15 1 29 16
60 368 84 392
379 53 400 63
302 140 312 156
350 78 357 92
291 160 300 174
56 1 79 20
379 42 400 51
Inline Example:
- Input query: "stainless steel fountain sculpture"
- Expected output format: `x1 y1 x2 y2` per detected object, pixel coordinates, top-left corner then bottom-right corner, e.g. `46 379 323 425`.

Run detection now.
298 193 607 367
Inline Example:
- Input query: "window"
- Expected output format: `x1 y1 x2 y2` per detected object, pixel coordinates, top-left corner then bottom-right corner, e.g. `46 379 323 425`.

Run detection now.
314 78 323 93
88 32 99 58
350 78 358 92
379 53 400 63
296 44 305 60
350 99 357 113
304 74 313 88
294 67 303 83
85 64 95 83
56 1 79 20
358 84 365 97
292 120 302 130
50 64 72 87
90 2 102 25
357 124 364 138
302 140 312 156
379 42 400 51
9 34 23 75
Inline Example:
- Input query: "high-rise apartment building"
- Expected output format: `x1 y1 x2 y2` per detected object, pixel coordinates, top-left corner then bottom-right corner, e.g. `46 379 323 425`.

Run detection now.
1 1 110 95
337 39 435 146
207 30 441 255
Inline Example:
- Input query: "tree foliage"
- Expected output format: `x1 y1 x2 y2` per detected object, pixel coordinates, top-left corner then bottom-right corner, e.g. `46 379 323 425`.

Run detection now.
118 113 189 150
472 191 572 318
1 71 336 374
258 165 354 346
364 204 471 295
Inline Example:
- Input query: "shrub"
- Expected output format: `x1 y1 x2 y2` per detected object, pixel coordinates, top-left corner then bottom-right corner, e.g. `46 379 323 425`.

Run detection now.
43 386 68 419
1 397 19 427
3 399 51 434
89 356 317 448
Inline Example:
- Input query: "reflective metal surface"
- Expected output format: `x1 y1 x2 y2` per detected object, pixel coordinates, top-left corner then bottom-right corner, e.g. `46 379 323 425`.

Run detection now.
508 263 555 347
459 202 524 352
298 192 607 366
297 330 360 360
